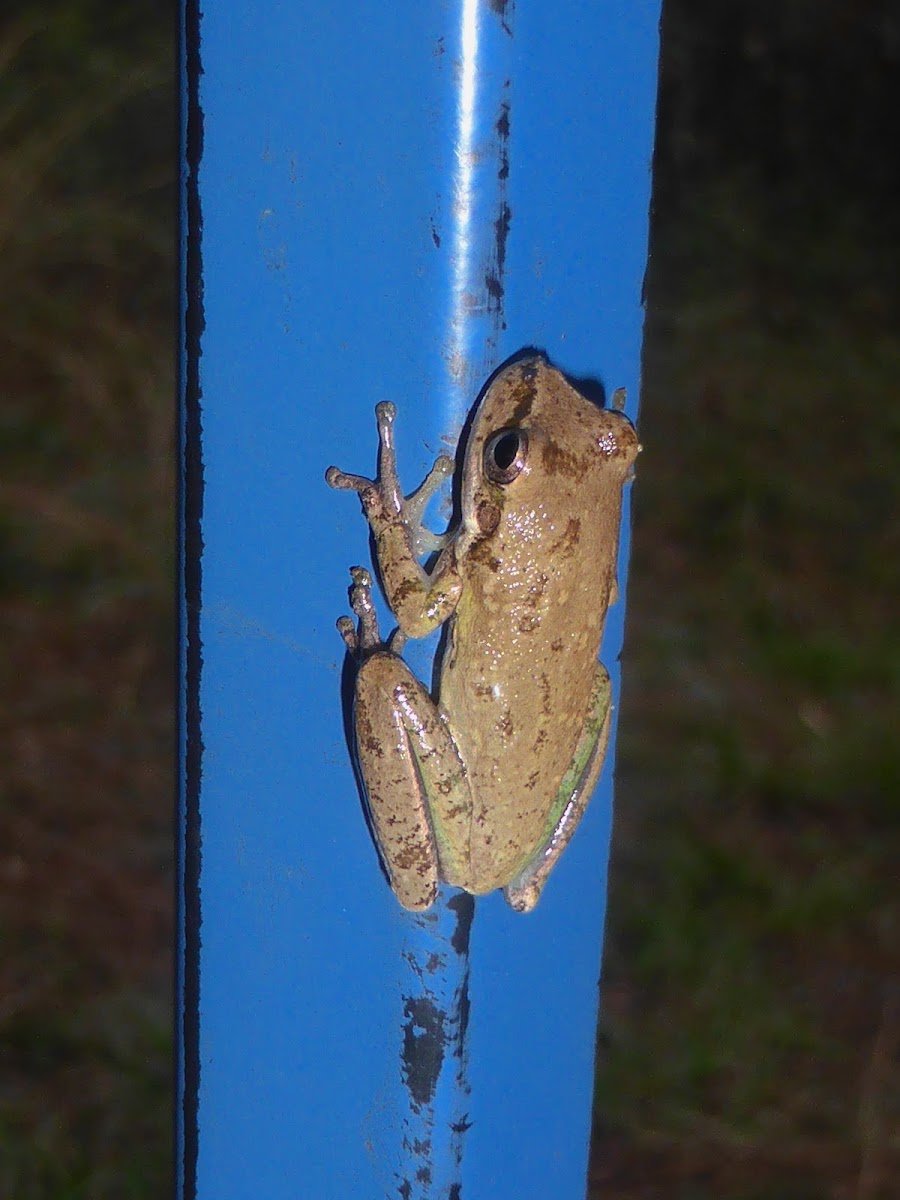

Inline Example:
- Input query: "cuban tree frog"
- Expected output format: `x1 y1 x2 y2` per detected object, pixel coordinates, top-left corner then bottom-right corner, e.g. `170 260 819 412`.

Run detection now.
326 355 638 912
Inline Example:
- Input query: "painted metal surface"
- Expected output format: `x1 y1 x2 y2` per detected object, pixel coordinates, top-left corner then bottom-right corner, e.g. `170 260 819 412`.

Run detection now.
179 2 660 1197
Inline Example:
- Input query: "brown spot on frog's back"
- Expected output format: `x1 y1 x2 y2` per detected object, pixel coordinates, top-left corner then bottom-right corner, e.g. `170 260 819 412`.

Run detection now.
468 536 502 572
476 499 500 534
541 436 585 479
517 612 541 633
549 516 582 557
505 360 540 426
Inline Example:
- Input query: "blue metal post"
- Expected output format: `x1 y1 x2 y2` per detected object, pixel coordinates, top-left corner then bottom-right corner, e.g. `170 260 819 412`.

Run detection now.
179 3 660 1197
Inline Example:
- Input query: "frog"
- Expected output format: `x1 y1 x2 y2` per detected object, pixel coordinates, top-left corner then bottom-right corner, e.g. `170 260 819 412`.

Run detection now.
325 354 639 912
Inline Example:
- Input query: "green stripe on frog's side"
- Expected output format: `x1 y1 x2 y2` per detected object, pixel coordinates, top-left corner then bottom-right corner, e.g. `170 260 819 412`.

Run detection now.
504 664 613 913
544 666 612 848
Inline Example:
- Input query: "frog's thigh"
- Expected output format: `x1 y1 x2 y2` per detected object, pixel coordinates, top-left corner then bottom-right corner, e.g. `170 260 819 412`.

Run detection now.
354 651 470 911
504 663 613 913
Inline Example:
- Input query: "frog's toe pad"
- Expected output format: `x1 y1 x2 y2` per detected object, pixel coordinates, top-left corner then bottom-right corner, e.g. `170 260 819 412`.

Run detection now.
503 879 541 913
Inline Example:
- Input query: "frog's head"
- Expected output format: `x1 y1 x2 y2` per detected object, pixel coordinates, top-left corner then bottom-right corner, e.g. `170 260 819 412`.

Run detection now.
459 355 639 541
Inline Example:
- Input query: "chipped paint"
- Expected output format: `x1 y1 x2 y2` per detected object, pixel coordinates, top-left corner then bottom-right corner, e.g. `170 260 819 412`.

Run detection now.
395 895 474 1199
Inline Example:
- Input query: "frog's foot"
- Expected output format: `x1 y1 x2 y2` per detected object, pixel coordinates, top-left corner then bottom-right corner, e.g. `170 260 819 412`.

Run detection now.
325 403 400 519
336 566 383 657
326 403 454 559
402 452 454 558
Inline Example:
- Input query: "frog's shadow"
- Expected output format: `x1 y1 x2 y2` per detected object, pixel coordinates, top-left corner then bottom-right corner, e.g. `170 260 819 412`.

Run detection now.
337 345 612 883
337 649 385 880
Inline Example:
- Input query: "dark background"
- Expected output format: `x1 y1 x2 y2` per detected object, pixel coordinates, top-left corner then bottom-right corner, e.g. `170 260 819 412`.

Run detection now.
2 2 897 1196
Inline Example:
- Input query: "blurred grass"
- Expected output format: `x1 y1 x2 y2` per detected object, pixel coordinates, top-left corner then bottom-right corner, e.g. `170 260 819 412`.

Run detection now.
592 185 900 1198
0 7 175 1197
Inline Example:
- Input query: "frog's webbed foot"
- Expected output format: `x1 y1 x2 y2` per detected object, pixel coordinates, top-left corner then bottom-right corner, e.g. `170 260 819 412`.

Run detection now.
326 402 454 559
402 452 454 558
336 566 383 657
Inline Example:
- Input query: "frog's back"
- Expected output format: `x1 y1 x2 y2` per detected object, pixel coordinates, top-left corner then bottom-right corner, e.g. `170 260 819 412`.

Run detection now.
438 356 638 893
440 513 613 892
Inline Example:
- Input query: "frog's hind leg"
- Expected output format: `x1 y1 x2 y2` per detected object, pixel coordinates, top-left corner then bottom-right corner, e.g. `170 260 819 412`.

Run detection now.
353 650 472 912
504 664 613 913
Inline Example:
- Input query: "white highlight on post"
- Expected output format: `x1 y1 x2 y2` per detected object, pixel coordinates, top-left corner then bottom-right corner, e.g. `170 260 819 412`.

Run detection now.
447 0 480 418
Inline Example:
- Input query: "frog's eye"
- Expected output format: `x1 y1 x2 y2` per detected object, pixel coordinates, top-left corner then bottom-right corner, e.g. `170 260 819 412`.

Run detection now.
484 427 528 485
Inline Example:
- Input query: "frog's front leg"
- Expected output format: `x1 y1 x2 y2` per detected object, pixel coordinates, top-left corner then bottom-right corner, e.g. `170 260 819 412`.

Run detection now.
504 664 614 913
326 403 463 639
340 568 473 911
